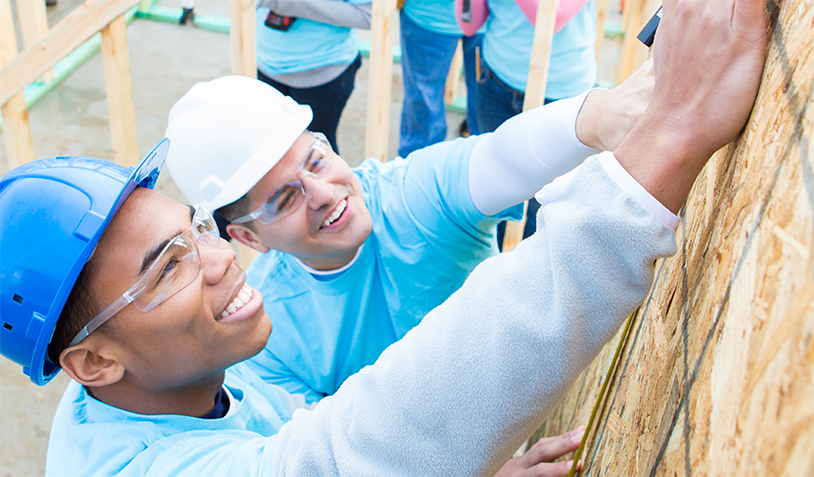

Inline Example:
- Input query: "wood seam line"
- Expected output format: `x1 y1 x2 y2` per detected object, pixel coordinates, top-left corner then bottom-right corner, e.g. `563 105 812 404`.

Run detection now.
567 307 639 477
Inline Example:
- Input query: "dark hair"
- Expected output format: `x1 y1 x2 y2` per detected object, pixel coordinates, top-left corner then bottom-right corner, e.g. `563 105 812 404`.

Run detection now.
216 194 254 232
47 261 100 364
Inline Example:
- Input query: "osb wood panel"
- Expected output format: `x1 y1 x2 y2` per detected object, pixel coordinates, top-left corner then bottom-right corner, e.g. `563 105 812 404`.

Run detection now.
529 0 814 475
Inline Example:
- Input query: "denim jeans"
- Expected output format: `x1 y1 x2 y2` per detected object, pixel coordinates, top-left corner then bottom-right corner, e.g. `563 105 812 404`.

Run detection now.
398 10 482 158
257 54 362 154
476 59 554 248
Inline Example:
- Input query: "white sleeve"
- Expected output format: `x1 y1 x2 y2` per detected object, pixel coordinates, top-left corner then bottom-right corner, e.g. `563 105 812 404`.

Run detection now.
270 157 678 476
468 91 599 216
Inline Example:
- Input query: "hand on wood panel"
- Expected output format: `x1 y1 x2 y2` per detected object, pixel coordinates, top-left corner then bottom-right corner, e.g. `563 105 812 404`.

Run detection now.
576 59 654 152
613 0 768 213
494 427 585 477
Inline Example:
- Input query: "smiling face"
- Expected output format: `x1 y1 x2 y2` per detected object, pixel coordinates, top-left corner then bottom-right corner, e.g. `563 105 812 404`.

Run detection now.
84 188 272 392
230 132 373 270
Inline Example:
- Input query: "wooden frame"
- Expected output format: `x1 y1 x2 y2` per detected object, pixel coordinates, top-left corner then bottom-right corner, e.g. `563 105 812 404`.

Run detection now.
364 0 398 162
0 0 143 167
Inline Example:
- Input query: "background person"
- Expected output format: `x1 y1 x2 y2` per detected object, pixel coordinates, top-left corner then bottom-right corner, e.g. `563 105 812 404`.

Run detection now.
254 0 372 152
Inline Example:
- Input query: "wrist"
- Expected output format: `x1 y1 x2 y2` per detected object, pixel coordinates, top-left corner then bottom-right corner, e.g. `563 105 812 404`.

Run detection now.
575 89 606 150
612 108 715 214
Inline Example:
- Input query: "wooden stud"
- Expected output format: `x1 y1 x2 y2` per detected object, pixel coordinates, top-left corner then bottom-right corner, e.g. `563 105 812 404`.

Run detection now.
101 14 139 167
502 0 559 253
594 0 610 61
0 0 144 108
0 0 36 167
444 40 463 106
15 0 55 83
230 0 256 78
236 243 258 271
364 0 398 162
616 0 654 83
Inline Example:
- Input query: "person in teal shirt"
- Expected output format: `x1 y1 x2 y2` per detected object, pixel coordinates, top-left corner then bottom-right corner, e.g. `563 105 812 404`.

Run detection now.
255 0 371 152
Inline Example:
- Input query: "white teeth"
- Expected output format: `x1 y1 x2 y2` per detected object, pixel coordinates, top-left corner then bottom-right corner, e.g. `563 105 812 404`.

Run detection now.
220 284 253 319
323 199 347 227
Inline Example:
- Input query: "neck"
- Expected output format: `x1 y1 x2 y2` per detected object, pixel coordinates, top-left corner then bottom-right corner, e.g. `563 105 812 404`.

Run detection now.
88 371 226 417
297 246 361 272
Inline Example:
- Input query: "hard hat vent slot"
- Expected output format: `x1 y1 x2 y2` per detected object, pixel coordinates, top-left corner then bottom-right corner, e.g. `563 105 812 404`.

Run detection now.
12 293 24 304
3 323 12 331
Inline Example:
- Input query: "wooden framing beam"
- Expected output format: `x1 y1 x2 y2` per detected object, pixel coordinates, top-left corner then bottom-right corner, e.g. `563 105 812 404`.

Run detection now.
364 0 398 162
616 0 655 83
0 0 143 108
502 0 559 253
16 0 54 83
101 14 139 167
1 0 35 166
444 40 463 106
230 0 256 77
594 0 610 60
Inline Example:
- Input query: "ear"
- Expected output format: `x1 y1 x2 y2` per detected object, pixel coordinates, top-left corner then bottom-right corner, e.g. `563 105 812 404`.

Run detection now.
59 344 125 388
226 224 271 253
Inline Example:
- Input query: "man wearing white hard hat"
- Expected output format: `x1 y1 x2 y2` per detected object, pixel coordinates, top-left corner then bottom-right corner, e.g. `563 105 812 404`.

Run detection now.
164 59 656 404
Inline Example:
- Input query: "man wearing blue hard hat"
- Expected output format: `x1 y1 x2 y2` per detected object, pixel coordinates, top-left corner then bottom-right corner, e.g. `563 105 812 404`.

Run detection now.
0 0 766 473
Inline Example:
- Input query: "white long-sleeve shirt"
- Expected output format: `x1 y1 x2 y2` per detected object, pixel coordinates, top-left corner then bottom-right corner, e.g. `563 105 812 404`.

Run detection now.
46 156 677 476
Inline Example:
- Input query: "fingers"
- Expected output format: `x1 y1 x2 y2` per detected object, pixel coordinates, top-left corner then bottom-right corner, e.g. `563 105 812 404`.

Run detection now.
527 458 583 477
519 426 584 466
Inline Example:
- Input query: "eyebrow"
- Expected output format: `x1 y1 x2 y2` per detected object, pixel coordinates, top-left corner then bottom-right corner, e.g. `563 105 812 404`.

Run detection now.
138 206 195 275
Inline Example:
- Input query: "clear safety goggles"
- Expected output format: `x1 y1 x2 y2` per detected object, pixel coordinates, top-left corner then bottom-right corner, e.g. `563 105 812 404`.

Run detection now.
231 131 333 225
69 206 221 346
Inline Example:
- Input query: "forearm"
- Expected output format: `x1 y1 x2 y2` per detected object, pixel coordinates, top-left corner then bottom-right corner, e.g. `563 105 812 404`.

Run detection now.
468 91 597 216
259 0 372 29
272 158 677 476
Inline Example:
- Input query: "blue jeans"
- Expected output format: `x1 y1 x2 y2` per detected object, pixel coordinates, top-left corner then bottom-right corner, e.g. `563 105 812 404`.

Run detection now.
257 54 362 154
398 10 482 158
476 60 554 248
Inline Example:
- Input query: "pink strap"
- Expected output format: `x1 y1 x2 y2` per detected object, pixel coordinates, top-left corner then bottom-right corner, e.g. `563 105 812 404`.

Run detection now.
514 0 592 33
455 0 490 36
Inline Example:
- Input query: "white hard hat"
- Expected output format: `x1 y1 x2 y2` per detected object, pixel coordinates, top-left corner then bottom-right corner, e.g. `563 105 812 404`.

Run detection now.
164 75 312 211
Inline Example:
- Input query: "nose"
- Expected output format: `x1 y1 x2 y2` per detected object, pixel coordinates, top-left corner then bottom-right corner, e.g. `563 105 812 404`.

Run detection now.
301 175 334 210
199 238 237 285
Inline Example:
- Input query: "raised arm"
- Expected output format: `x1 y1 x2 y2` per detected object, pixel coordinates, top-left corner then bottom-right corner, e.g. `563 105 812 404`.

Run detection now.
257 0 372 29
468 60 653 216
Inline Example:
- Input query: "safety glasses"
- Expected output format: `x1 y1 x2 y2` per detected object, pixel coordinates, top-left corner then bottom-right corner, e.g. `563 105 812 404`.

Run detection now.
69 206 220 346
231 131 333 225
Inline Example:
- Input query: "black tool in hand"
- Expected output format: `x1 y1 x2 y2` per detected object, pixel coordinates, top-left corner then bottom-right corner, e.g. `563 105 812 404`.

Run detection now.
637 6 662 47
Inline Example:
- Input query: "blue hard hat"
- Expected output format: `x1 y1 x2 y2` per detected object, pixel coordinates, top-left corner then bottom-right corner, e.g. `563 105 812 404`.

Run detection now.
0 140 169 385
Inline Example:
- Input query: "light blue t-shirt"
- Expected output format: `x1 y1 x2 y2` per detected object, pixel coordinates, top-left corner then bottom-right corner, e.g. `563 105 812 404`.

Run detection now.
255 2 367 77
45 364 298 476
482 0 597 99
244 135 522 403
403 0 468 35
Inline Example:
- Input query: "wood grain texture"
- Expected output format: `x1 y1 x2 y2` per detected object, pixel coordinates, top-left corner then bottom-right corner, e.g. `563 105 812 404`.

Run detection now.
229 0 256 78
101 14 139 167
529 1 814 475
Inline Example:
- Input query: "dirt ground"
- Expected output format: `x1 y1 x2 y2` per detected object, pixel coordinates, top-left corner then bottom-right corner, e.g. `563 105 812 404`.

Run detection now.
0 0 623 474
